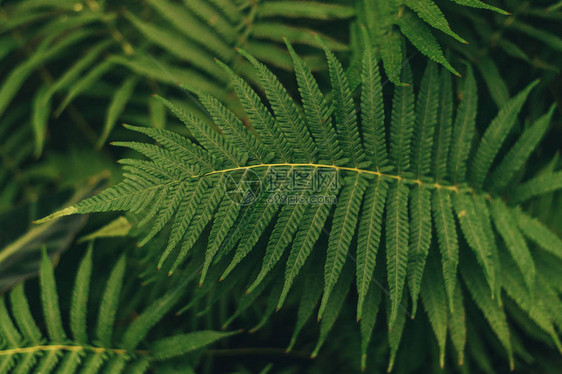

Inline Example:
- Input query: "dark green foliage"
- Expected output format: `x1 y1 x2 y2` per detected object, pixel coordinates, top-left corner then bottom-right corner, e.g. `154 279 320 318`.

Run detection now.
0 247 236 373
2 1 562 373
38 42 562 372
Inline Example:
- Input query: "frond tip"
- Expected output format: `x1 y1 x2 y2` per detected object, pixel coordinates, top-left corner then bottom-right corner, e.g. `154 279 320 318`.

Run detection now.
34 206 78 224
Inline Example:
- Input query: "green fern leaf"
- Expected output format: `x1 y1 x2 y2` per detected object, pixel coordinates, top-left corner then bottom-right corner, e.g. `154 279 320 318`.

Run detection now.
510 171 562 204
191 88 272 164
247 174 314 294
170 179 226 274
217 59 292 163
40 249 66 343
70 244 93 344
514 208 562 259
386 181 410 329
450 0 509 15
319 174 369 319
389 62 415 175
96 255 126 347
499 251 561 351
387 294 408 372
287 263 323 351
125 12 224 80
318 36 367 168
412 61 439 178
257 1 355 19
489 105 555 192
123 124 219 171
147 0 232 60
356 176 388 321
461 253 514 370
159 179 209 268
284 39 343 165
359 284 382 370
469 80 539 189
278 189 336 309
454 193 496 297
311 262 353 358
360 29 388 171
237 48 317 162
405 0 467 43
490 199 535 291
421 252 448 368
156 95 247 167
448 64 477 184
397 10 460 76
0 298 22 347
432 69 453 182
447 282 466 365
9 285 42 345
432 189 459 311
380 30 404 86
200 194 243 285
407 185 432 317
98 76 138 148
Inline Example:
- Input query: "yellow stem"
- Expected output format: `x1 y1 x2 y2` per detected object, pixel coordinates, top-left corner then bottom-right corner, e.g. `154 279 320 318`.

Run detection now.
0 344 148 356
202 163 468 193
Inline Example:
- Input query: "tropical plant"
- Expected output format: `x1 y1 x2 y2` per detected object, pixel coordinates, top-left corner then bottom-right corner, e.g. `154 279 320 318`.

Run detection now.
0 0 351 159
3 0 562 373
37 37 562 371
0 245 236 373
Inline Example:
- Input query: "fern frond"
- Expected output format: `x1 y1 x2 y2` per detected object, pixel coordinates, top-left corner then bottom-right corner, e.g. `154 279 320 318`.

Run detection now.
287 263 323 352
216 59 292 163
380 29 404 85
421 252 448 368
412 61 439 178
407 185 432 317
514 208 562 260
0 249 234 373
311 262 353 358
397 10 460 76
359 282 381 370
318 36 366 168
448 64 477 184
510 171 562 204
356 176 388 321
454 193 496 296
237 48 317 163
40 249 66 344
284 39 343 165
461 252 514 370
70 244 92 344
490 199 535 291
389 62 415 175
469 80 539 189
35 43 562 369
386 181 410 329
488 105 555 192
447 282 466 365
360 29 388 172
432 189 459 311
319 174 369 319
432 69 453 182
405 0 467 44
